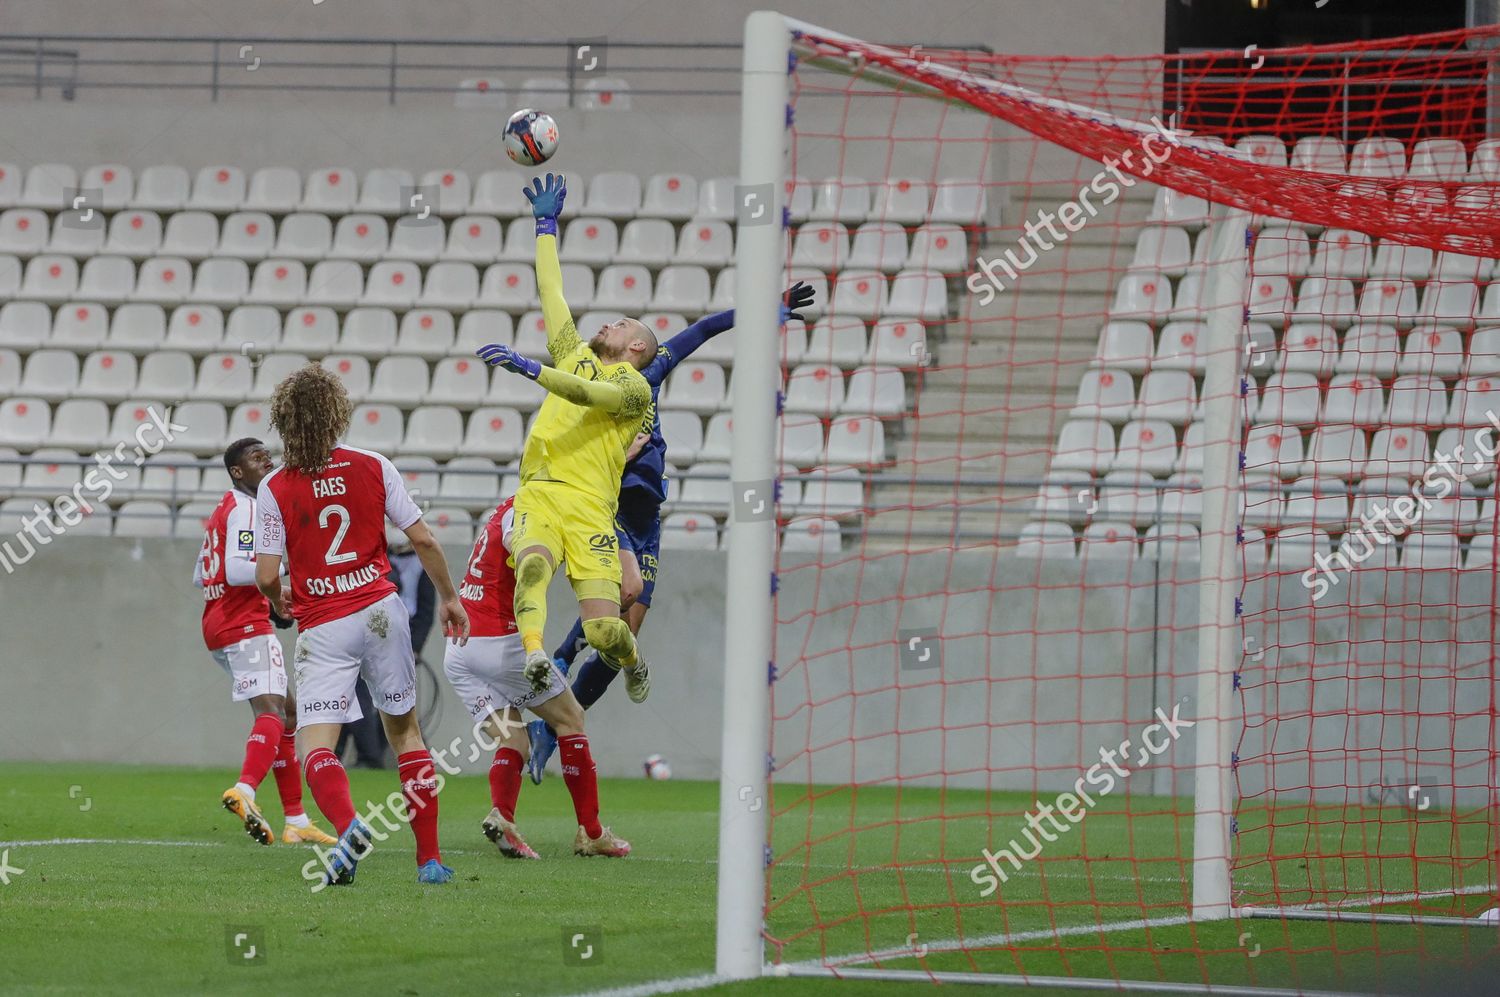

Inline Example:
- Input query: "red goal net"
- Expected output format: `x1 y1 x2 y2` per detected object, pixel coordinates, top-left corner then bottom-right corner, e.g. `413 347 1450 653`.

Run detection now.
761 23 1500 991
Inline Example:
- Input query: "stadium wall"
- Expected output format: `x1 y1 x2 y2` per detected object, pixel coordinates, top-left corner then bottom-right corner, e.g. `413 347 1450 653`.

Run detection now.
2 537 1490 809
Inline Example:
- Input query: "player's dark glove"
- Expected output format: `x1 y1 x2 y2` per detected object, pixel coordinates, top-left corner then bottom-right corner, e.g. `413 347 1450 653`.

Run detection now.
523 173 567 237
476 343 543 380
269 607 294 630
782 280 815 324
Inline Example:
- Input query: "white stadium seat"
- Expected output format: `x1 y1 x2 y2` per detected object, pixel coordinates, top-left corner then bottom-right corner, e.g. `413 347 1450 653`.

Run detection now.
445 215 502 262
584 172 641 220
303 167 358 214
428 356 489 407
105 210 163 259
369 357 430 407
137 352 196 403
19 163 77 210
423 168 472 217
674 219 734 268
387 216 444 263
52 302 109 351
19 350 78 403
648 265 710 314
190 166 245 211
641 174 698 221
616 219 676 267
808 176 869 224
331 214 389 260
396 309 456 360
400 405 462 459
462 407 523 461
661 511 718 550
246 259 306 307
321 354 372 397
0 397 49 450
244 166 302 213
273 213 333 261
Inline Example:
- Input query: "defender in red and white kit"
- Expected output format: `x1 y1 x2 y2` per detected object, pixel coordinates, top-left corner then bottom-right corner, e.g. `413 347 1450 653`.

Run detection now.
197 437 336 849
254 365 470 887
444 496 630 859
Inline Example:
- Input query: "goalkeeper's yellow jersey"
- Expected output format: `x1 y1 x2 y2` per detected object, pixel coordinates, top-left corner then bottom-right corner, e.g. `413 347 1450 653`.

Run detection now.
518 231 651 506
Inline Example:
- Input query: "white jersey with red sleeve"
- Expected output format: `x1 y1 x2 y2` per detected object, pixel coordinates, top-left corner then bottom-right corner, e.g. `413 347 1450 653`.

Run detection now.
254 445 420 631
196 489 274 651
459 497 518 638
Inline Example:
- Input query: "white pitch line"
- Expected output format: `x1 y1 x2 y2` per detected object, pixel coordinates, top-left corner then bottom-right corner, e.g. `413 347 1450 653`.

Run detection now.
0 837 222 848
557 973 733 997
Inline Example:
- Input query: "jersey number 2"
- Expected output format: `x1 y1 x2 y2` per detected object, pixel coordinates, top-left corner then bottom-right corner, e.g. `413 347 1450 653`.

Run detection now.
319 504 356 565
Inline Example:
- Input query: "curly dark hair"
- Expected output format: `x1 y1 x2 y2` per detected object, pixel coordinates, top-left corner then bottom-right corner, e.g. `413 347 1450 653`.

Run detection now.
269 363 351 474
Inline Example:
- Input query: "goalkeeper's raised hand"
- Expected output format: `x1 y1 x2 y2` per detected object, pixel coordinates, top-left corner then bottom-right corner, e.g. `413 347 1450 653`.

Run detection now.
522 173 567 236
476 343 543 380
782 280 816 324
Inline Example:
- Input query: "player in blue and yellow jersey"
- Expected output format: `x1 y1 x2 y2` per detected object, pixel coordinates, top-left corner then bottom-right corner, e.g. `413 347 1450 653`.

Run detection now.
524 279 817 782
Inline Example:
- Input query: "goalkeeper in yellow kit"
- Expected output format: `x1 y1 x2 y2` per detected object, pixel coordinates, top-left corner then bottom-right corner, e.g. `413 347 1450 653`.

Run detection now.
476 173 656 703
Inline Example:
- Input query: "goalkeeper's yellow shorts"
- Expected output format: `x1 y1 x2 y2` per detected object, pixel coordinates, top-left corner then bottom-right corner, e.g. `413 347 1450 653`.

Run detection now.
510 479 622 587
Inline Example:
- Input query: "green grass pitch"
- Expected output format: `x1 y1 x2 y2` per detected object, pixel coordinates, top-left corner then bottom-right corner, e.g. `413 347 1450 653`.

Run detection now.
1 763 1495 996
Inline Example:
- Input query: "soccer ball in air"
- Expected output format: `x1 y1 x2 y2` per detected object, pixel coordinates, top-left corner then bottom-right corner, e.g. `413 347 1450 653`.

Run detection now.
643 754 672 781
503 109 560 167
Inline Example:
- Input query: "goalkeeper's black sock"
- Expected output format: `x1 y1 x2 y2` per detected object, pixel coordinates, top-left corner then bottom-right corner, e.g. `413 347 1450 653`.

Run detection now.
571 653 620 709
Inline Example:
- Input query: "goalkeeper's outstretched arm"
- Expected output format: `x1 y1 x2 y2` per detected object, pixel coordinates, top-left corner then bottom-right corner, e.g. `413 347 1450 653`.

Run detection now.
534 364 648 417
535 231 582 365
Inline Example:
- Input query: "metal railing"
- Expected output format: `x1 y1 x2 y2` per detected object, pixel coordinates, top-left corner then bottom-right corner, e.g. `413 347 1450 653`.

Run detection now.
0 34 990 106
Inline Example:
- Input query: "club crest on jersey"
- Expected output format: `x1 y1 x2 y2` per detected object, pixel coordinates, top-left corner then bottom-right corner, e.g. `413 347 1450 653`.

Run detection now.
236 529 254 551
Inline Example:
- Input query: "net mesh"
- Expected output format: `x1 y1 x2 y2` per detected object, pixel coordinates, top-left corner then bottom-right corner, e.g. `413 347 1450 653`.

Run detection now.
763 23 1500 989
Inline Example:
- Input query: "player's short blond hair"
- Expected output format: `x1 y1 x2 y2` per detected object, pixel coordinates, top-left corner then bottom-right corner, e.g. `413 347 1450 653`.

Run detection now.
270 363 352 475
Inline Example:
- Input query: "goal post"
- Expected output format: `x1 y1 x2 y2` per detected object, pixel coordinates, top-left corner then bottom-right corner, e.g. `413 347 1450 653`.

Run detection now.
719 12 1500 990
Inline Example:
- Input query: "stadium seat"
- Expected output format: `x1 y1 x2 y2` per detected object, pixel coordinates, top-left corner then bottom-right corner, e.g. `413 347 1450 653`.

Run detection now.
498 217 539 263
1071 368 1134 424
368 356 430 407
902 224 963 274
695 176 738 222
163 306 223 355
809 177 869 224
1357 278 1419 328
1077 521 1137 560
1419 479 1482 533
155 211 216 261
102 210 163 259
1369 241 1432 281
427 356 488 407
674 462 730 513
1280 477 1349 530
583 173 641 220
1434 251 1495 283
1350 137 1406 179
241 166 301 213
353 168 409 216
1408 138 1468 182
456 309 513 357
804 317 867 369
49 398 109 451
1130 226 1191 276
0 208 47 257
1244 423 1304 479
321 354 372 397
561 217 619 265
776 415 824 468
638 174 698 222
169 401 228 454
579 77 631 110
19 255 78 303
1150 321 1204 374
172 499 220 538
422 168 472 217
823 415 884 467
470 169 531 218
1032 469 1094 523
1446 375 1500 426
268 212 330 261
1146 188 1211 230
305 260 364 308
478 263 537 313
1096 469 1165 527
0 397 49 450
0 300 48 351
17 448 80 498
1335 322 1399 377
782 516 841 554
228 402 280 452
132 165 190 212
385 217 444 264
52 302 109 351
1311 229 1371 278
783 364 844 417
251 354 311 399
275 306 333 356
829 269 887 320
1252 227 1311 278
73 257 133 306
1321 373 1384 426
559 264 597 310
330 214 389 261
644 265 707 314
513 312 549 357
1091 321 1152 374
1242 274 1290 325
399 405 461 459
333 307 394 357
1015 520 1077 560
246 259 306 307
846 222 908 273
1277 322 1337 377
929 180 987 225
104 303 165 354
114 499 173 538
424 507 474 546
185 258 246 306
888 269 946 320
866 178 928 224
659 511 717 550
1235 135 1288 168
437 456 501 510
657 409 703 466
77 163 133 208
190 166 245 211
346 403 402 452
1133 370 1197 424
218 212 274 261
1290 136 1348 174
790 221 848 271
0 349 18 399
1052 419 1115 474
866 318 926 369
47 210 105 258
1111 420 1175 476
420 262 477 309
1255 372 1320 426
698 412 733 462
1291 277 1356 329
462 406 523 460
709 266 737 311
18 350 77 403
1110 271 1172 322
592 264 650 312
1401 531 1460 570
663 361 726 414
19 163 76 210
444 216 502 262
1399 324 1464 378
391 309 454 360
453 76 507 108
1384 374 1447 426
1417 281 1479 329
1303 424 1366 479
674 219 734 268
616 218 675 267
